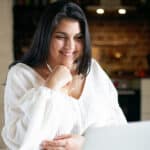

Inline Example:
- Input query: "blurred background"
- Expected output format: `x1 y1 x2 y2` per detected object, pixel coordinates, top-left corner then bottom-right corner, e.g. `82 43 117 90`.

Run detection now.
0 0 150 149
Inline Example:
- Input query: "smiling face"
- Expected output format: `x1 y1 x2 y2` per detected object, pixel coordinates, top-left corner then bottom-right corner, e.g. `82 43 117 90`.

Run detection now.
48 18 84 71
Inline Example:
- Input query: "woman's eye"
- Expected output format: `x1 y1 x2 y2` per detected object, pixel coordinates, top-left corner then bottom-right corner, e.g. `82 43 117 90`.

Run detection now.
76 35 83 40
78 36 83 39
56 36 65 39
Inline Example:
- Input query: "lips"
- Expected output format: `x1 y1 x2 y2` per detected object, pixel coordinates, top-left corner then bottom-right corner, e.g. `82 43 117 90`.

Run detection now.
60 51 75 57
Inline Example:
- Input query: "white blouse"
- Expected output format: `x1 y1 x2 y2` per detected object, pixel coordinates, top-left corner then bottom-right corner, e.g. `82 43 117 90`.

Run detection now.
1 59 127 150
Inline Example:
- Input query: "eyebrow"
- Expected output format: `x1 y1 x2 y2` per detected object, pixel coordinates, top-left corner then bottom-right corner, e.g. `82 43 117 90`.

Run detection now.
55 31 83 36
55 32 66 35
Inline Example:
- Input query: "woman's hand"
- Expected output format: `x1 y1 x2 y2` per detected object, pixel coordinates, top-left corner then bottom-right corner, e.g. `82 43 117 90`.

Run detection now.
45 65 72 92
40 134 85 150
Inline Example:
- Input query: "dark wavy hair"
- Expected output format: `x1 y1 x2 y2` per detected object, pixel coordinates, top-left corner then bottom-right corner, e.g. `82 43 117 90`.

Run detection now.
12 1 91 76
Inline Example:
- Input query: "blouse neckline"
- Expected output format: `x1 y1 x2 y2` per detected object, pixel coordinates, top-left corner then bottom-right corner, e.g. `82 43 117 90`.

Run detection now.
17 63 90 101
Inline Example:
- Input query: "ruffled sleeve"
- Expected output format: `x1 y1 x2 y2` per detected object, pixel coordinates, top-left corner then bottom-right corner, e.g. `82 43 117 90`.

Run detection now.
1 64 79 150
88 59 127 128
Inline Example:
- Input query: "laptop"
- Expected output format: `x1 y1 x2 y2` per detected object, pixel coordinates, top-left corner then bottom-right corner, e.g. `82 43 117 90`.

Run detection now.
83 121 150 150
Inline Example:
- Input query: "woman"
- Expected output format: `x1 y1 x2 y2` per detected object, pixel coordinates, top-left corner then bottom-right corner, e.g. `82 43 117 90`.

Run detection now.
1 1 127 150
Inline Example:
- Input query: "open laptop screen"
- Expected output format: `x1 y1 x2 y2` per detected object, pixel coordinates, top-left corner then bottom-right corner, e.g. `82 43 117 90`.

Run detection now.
83 121 150 150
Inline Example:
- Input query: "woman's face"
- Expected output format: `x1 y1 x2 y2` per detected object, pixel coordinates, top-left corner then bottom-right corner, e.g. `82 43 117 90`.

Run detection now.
49 18 84 71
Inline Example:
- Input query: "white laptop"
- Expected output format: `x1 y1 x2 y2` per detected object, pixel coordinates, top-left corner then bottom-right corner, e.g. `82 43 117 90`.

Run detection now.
83 121 150 150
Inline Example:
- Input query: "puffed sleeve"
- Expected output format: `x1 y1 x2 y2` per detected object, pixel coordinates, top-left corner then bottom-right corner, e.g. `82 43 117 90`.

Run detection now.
104 75 127 125
1 64 79 150
89 59 127 128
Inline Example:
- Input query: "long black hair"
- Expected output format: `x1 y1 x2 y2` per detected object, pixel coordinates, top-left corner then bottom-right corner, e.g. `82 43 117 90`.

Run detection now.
12 1 91 76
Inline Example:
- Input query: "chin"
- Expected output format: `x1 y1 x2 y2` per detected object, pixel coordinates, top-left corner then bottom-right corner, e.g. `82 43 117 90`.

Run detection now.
63 62 77 70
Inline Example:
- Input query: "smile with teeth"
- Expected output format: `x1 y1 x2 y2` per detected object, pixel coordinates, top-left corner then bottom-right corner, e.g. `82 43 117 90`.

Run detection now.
60 51 75 56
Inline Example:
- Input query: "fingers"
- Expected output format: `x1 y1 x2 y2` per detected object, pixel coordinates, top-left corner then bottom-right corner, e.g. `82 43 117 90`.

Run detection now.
40 140 67 150
40 134 73 150
45 65 72 90
54 134 72 140
40 147 65 150
45 140 67 146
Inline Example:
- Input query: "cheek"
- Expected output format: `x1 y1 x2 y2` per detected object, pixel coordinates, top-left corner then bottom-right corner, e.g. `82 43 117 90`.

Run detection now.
56 40 64 47
50 40 64 52
76 42 84 53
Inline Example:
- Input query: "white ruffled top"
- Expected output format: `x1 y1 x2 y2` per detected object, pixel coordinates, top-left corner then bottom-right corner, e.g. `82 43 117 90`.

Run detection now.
1 59 127 150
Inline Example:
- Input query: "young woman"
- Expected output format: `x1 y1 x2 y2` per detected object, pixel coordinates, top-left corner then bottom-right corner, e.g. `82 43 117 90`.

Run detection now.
1 1 127 150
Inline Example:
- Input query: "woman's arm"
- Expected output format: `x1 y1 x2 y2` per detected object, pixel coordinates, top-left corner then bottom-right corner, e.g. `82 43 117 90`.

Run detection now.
89 59 127 128
1 65 77 150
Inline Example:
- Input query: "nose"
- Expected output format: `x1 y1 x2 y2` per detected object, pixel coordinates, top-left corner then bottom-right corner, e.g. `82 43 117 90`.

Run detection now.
65 38 75 51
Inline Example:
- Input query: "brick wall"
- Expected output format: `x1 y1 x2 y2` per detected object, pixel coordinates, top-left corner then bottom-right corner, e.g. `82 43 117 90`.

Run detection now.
88 16 150 78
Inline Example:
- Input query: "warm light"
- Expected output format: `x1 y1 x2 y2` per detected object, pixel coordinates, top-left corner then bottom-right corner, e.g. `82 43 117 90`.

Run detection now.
96 8 104 14
118 8 126 14
114 52 122 59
